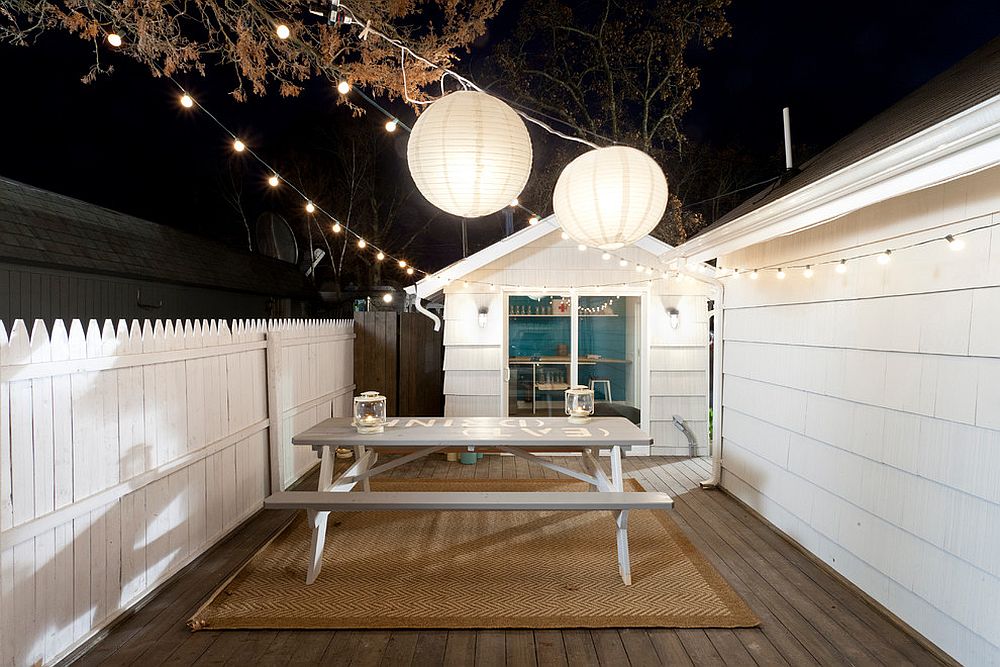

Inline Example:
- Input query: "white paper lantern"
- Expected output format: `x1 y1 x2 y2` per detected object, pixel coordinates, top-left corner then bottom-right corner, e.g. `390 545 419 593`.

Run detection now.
553 146 668 250
407 91 532 218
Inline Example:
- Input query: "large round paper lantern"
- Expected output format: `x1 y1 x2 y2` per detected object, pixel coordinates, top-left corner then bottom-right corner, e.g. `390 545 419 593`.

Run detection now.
553 146 668 250
407 91 532 218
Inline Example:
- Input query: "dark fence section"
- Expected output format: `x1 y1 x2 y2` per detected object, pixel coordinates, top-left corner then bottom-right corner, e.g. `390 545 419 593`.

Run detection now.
354 311 443 417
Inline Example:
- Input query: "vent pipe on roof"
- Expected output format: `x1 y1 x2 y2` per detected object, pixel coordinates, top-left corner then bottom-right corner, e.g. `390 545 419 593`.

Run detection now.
783 107 794 170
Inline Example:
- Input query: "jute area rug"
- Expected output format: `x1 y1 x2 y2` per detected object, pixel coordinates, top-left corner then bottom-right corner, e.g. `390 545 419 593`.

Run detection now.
189 478 758 630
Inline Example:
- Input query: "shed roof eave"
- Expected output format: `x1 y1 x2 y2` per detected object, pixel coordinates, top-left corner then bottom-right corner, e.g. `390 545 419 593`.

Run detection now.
664 92 1000 264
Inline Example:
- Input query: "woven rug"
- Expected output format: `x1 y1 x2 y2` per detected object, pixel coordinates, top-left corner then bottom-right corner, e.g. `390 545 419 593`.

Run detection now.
189 478 758 630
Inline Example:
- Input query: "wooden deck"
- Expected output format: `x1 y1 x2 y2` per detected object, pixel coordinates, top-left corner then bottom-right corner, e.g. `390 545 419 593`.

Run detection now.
65 456 948 666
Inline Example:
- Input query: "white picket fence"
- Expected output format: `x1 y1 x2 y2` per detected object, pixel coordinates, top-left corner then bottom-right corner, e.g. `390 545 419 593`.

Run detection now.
0 318 354 667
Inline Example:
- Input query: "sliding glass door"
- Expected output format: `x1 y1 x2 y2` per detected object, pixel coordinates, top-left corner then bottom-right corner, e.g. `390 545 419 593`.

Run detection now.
506 293 642 424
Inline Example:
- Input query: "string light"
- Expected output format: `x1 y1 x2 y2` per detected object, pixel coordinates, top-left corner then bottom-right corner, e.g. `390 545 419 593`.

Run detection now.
385 119 398 133
578 244 587 252
803 265 814 278
601 252 611 260
836 259 848 274
750 270 759 280
561 232 570 240
332 222 342 233
268 174 280 187
635 264 644 273
376 251 385 261
337 80 351 94
510 198 520 207
106 33 122 47
398 260 407 268
776 268 786 280
529 216 540 225
305 201 316 213
732 269 741 280
946 234 965 251
180 93 194 108
357 238 367 249
233 139 246 152
276 24 290 40
406 267 415 275
382 293 393 303
619 259 629 268
877 249 892 265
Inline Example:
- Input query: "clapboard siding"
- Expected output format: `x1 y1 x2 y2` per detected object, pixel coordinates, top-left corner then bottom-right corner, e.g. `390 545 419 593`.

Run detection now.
717 167 1000 665
0 317 353 667
439 231 712 455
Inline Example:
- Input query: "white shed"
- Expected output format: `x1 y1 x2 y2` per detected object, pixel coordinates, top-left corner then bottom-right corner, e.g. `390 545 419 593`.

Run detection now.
405 221 718 457
662 37 1000 666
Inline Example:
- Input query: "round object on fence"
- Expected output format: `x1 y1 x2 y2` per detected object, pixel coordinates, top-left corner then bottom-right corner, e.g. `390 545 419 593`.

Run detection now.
407 91 532 218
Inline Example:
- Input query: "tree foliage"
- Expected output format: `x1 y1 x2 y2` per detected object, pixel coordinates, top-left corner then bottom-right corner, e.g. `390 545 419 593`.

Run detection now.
0 0 503 100
489 0 731 244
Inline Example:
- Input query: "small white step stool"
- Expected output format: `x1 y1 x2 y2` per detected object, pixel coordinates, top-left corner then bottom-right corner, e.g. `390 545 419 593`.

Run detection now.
589 378 612 402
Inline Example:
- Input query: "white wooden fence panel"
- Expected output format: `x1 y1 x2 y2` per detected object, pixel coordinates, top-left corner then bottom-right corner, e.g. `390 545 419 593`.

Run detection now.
0 317 353 666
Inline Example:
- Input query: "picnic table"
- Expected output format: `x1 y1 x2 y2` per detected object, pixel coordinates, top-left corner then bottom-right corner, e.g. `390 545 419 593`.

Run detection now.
264 416 672 586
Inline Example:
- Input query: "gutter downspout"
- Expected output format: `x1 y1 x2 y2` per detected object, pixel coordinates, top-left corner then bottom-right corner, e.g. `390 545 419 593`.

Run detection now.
676 267 724 489
412 290 442 332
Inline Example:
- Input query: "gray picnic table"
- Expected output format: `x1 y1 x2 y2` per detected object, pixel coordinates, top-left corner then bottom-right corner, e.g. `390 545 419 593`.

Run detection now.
265 416 672 586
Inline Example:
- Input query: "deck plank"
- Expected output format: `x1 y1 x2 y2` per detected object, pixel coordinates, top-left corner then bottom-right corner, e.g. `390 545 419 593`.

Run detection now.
63 456 949 667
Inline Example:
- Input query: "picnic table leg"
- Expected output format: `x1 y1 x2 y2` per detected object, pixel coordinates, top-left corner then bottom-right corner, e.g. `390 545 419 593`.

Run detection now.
616 510 632 585
306 446 336 584
354 445 371 491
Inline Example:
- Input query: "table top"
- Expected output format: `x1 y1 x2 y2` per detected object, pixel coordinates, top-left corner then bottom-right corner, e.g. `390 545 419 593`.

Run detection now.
292 416 652 449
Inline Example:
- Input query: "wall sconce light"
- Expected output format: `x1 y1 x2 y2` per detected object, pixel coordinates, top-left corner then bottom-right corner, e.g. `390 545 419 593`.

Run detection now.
478 307 489 328
667 307 680 329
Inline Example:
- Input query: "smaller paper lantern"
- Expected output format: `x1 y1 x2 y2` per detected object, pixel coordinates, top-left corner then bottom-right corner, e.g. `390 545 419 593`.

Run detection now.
407 91 533 218
553 146 669 250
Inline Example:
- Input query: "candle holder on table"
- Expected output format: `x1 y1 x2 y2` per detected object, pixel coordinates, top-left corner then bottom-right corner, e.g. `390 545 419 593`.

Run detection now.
565 385 595 424
353 391 387 434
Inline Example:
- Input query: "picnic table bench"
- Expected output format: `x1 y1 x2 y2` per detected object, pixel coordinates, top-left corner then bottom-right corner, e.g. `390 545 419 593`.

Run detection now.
263 416 673 586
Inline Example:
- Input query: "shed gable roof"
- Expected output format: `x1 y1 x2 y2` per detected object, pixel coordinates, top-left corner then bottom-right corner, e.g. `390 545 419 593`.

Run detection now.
0 176 313 297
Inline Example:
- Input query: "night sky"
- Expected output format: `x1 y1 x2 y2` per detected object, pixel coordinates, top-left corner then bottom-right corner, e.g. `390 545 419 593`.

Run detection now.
1 0 997 272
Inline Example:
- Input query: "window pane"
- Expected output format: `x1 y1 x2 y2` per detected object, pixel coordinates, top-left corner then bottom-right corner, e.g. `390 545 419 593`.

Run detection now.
577 295 641 424
507 294 571 416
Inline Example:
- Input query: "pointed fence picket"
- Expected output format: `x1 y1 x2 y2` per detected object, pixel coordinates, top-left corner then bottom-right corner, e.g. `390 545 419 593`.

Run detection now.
0 317 354 667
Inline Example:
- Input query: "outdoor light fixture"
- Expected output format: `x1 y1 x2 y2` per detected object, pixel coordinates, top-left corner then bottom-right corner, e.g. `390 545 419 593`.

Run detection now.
803 265 814 278
407 91 532 218
946 234 965 251
180 94 194 108
836 259 848 273
382 293 393 303
233 139 246 152
553 146 668 250
353 391 387 434
275 24 291 39
332 222 341 233
337 80 351 94
357 239 367 249
877 249 892 264
478 307 489 328
106 33 122 47
268 174 280 187
305 201 316 213
667 307 680 329
376 251 385 261
385 119 398 133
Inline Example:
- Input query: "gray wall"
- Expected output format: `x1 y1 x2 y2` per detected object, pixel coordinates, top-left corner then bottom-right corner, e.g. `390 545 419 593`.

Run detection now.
0 262 307 326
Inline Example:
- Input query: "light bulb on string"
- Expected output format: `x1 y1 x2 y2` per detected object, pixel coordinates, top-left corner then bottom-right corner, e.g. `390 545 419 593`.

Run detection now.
489 284 496 292
385 119 398 133
803 265 814 278
106 33 122 47
332 222 342 233
357 239 367 249
233 139 246 153
337 80 351 94
776 268 786 280
276 24 290 39
619 259 629 268
376 251 385 261
561 232 570 240
645 267 653 275
406 267 415 275
601 252 611 261
510 198 519 207
180 94 194 108
398 260 407 268
836 259 848 274
945 234 965 251
877 249 892 265
382 293 393 303
528 216 540 226
750 270 759 280
732 269 741 280
268 174 280 187
305 201 315 213
578 244 587 252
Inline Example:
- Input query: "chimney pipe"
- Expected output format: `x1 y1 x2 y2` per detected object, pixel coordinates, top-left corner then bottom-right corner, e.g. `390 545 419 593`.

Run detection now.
782 107 793 170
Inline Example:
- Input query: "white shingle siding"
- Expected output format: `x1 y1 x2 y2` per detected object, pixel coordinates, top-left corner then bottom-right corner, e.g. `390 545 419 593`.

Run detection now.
717 165 1000 666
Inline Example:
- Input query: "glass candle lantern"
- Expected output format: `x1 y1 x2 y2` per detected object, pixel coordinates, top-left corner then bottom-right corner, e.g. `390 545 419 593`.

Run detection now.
353 391 387 433
565 385 595 424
